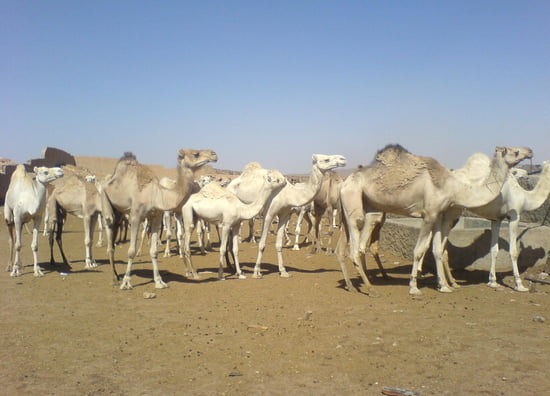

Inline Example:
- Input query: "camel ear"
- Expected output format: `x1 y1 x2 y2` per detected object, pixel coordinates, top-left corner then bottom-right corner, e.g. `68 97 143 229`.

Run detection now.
33 166 38 173
177 149 186 159
496 146 506 154
312 155 318 164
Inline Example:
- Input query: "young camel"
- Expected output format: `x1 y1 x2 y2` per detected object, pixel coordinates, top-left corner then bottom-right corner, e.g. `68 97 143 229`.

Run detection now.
181 170 286 280
439 160 550 292
336 144 533 295
103 149 218 290
46 166 114 270
229 154 347 278
4 165 64 277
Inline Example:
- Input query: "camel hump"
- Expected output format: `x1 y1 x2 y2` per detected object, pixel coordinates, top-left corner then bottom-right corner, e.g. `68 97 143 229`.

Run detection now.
12 164 27 179
242 162 263 172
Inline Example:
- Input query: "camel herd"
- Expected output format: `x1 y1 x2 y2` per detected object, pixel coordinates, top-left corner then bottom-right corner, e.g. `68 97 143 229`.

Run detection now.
5 143 549 296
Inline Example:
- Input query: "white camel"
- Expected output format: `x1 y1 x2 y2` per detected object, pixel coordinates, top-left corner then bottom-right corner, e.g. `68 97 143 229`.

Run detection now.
439 160 550 292
229 154 347 278
336 144 533 295
4 165 64 277
181 169 286 280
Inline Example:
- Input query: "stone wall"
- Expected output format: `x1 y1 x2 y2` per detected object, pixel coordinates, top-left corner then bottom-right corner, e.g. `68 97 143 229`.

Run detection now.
0 147 75 204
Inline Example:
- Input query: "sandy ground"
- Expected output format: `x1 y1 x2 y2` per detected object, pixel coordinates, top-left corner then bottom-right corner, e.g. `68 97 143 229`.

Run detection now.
1 212 550 396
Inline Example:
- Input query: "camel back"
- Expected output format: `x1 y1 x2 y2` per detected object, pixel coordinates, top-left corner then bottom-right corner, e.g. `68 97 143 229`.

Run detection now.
111 154 157 191
370 144 449 191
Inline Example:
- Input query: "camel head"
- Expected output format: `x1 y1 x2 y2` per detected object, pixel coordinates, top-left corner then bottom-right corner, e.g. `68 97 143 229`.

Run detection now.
198 175 214 188
177 149 218 170
33 166 64 184
312 154 347 172
495 146 533 168
264 169 287 192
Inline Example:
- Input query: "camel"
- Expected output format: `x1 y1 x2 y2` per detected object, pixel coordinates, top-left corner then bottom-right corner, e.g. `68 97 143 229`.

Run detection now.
46 165 114 270
439 160 550 292
229 154 347 278
306 170 343 254
181 169 286 280
4 165 64 277
335 144 533 295
161 175 214 258
103 149 218 289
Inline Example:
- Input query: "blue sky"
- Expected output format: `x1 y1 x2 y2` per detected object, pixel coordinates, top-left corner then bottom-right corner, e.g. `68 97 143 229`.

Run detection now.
2 1 549 173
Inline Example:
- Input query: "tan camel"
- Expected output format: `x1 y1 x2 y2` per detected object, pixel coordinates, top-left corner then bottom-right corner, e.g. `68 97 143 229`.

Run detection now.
336 144 533 295
4 165 64 277
103 149 218 289
181 169 286 280
439 160 550 292
46 165 114 270
229 154 347 278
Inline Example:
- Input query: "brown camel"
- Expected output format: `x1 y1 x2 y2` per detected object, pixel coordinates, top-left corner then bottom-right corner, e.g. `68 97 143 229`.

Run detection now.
336 144 533 295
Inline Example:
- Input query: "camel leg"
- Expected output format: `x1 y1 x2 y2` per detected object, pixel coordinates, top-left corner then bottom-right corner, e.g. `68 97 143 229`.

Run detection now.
362 212 389 278
438 210 461 289
31 218 44 277
409 222 434 295
6 222 15 274
487 220 502 289
84 214 98 269
196 219 206 255
311 208 324 254
54 213 72 269
181 211 200 280
148 215 167 289
350 218 372 289
431 218 453 293
274 211 292 278
292 206 307 250
335 225 356 291
175 215 183 257
508 216 528 292
217 225 231 280
96 214 104 247
253 212 275 278
163 212 172 257
231 224 246 279
119 215 143 290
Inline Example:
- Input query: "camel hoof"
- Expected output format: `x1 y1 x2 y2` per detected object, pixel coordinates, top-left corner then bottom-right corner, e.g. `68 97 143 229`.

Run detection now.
237 274 247 280
252 272 263 279
280 271 291 278
451 282 461 289
409 287 422 296
120 277 133 290
292 246 300 251
514 285 529 292
155 281 168 289
438 286 453 293
10 271 21 277
487 282 502 290
34 270 45 277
